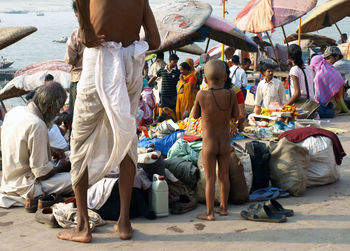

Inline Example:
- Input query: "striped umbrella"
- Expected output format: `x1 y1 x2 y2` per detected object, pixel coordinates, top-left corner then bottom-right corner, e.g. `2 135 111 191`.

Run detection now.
235 0 317 33
235 0 317 63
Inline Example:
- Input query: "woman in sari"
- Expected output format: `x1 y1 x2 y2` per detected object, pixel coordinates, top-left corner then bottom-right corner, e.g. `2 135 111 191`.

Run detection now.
176 62 197 121
310 55 347 118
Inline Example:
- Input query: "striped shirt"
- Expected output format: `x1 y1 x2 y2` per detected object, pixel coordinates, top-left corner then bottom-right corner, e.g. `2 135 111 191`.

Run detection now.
157 67 180 97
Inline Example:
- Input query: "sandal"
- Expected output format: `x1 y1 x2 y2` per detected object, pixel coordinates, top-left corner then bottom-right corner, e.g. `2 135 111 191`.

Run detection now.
265 199 294 217
240 204 287 223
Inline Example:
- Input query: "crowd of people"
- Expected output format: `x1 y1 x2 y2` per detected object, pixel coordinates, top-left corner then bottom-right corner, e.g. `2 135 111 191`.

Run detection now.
0 0 349 245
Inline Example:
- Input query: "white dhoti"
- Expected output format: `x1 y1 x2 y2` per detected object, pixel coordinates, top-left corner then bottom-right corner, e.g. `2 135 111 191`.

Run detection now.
70 41 149 187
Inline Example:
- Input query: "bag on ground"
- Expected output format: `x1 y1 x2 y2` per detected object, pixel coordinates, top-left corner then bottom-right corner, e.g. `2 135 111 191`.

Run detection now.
269 138 309 196
296 136 340 187
229 148 249 204
245 141 271 190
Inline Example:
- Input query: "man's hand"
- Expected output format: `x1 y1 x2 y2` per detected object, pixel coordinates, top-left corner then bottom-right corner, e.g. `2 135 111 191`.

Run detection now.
57 159 71 173
51 147 65 160
254 105 262 115
79 28 105 48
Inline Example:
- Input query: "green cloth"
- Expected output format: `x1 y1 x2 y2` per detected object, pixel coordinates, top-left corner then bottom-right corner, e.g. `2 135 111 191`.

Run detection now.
167 139 202 165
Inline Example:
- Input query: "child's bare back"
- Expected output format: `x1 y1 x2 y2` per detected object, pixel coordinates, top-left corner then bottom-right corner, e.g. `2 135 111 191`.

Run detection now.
195 88 236 155
192 60 238 221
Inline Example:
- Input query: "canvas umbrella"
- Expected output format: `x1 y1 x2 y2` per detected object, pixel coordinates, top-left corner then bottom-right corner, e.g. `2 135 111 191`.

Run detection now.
144 1 212 54
235 0 317 63
177 44 205 55
284 33 336 48
0 60 71 101
194 44 231 65
195 15 258 53
0 26 37 50
297 0 350 36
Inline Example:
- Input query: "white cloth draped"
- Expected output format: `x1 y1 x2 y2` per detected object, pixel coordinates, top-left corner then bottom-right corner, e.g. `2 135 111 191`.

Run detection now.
70 41 148 187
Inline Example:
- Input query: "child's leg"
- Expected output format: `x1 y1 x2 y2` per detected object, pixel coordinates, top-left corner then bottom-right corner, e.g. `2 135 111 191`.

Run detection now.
216 152 231 216
197 147 217 221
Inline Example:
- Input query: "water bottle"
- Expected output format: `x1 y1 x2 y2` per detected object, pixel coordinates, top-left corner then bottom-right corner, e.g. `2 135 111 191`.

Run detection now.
150 174 169 217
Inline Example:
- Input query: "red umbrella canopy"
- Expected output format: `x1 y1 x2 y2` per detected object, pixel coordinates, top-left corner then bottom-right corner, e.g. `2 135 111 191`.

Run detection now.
235 0 317 33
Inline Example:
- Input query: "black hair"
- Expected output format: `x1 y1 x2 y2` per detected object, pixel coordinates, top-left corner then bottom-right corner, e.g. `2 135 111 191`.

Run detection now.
257 62 275 74
179 62 191 71
231 55 240 64
242 57 251 65
342 33 348 38
223 61 232 89
288 44 304 69
169 53 179 61
72 1 77 12
45 74 54 82
320 45 327 50
156 52 164 60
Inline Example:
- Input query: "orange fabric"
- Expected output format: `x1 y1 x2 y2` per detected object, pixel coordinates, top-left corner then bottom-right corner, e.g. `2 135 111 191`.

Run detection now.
176 73 197 121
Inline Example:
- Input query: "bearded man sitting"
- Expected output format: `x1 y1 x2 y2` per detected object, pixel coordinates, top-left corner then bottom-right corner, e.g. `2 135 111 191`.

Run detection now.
0 82 72 209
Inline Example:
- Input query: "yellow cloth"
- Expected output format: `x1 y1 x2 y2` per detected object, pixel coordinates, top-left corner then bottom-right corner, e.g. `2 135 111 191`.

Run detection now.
176 73 197 121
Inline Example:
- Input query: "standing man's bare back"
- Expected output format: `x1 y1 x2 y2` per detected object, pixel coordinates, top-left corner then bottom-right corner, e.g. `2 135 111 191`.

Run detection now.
77 0 160 49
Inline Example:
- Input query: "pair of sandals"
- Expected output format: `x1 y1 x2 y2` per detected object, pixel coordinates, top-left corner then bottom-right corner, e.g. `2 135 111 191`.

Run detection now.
240 199 294 223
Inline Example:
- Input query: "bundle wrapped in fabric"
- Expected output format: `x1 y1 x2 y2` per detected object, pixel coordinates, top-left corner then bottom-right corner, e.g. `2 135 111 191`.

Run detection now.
296 136 340 187
269 138 309 196
164 158 199 188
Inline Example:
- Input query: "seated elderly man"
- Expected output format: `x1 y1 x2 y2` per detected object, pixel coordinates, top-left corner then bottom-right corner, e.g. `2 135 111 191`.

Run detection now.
0 82 72 209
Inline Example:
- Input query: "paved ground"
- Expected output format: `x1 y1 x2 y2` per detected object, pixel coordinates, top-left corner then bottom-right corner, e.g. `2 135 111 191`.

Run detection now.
0 115 349 251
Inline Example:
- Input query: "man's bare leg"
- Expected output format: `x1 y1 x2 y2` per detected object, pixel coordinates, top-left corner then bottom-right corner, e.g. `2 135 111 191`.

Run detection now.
215 153 230 216
113 154 135 240
57 169 92 243
197 147 216 221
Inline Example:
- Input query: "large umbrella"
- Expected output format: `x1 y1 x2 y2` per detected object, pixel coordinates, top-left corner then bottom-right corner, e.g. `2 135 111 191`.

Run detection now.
145 1 212 53
197 15 258 52
235 0 317 63
177 44 204 55
297 0 350 35
0 26 37 50
284 33 336 48
0 60 71 101
194 44 233 65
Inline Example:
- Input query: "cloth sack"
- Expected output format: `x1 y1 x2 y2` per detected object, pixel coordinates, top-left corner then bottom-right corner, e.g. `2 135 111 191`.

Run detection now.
229 148 249 204
168 180 197 214
234 146 253 193
167 139 200 165
164 158 199 188
296 136 340 187
138 157 166 181
269 138 309 196
245 141 271 190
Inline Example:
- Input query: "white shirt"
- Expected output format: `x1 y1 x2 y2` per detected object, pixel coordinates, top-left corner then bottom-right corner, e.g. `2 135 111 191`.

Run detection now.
0 103 54 200
150 59 167 90
254 77 287 108
289 65 315 101
48 124 68 149
230 65 248 89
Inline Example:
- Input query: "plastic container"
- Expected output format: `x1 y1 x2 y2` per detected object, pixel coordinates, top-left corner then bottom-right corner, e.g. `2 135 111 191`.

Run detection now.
150 174 169 217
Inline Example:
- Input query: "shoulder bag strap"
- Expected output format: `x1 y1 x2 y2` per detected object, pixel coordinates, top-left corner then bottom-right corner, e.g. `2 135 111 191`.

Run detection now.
300 67 310 100
230 66 239 79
